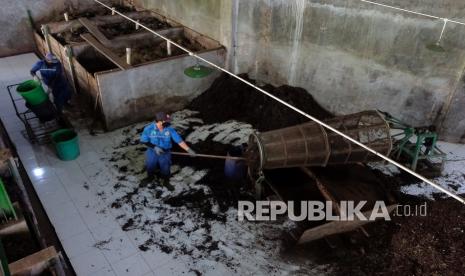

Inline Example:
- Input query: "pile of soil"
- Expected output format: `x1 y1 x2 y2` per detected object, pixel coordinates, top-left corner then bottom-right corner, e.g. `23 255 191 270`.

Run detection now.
188 73 333 131
171 140 254 213
333 195 465 276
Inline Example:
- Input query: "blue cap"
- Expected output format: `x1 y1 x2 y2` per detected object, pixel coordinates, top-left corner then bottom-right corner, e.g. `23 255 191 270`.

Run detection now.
155 112 171 122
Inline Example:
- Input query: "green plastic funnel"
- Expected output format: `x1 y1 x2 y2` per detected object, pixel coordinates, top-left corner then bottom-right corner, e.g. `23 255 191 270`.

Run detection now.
184 64 213 78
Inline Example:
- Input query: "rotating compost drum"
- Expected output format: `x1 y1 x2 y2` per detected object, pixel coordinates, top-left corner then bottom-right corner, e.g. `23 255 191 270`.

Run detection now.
246 111 396 245
247 110 392 172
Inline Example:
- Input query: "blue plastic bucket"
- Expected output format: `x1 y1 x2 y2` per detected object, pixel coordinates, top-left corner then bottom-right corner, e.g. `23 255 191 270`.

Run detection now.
224 146 246 180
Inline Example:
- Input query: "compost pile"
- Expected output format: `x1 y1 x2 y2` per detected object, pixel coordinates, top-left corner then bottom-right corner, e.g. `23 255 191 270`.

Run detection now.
333 195 465 276
188 73 333 131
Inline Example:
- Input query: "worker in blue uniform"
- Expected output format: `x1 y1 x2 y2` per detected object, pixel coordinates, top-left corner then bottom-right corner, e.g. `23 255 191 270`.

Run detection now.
30 53 72 113
140 112 196 189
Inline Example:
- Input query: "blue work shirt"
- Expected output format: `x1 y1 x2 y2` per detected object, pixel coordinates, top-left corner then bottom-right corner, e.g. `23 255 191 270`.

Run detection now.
30 60 65 87
140 123 183 150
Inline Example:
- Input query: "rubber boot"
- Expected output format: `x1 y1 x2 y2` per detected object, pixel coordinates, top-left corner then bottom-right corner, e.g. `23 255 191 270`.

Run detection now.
161 176 174 192
140 172 155 187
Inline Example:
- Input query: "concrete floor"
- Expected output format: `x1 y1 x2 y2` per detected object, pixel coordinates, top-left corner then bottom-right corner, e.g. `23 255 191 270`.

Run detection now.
0 53 192 276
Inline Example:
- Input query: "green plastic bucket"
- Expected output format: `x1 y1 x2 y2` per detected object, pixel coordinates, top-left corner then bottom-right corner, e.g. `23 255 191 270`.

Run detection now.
51 129 80 161
16 80 48 106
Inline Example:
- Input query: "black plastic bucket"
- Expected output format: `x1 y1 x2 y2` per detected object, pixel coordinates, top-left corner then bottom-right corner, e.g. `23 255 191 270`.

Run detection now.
26 99 57 123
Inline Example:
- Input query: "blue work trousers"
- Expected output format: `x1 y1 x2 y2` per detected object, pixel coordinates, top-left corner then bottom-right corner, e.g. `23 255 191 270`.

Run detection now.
145 148 172 177
51 79 71 112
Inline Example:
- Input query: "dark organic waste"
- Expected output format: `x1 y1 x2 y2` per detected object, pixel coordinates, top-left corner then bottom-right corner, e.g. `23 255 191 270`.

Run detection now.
188 73 333 131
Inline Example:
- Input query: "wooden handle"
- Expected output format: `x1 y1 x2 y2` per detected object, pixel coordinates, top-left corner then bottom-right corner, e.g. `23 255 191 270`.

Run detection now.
171 151 246 161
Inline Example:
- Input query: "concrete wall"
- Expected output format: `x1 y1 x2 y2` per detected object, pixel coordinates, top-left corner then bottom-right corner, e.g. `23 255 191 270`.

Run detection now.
237 0 465 142
0 0 116 57
97 49 225 129
134 0 465 142
440 74 465 142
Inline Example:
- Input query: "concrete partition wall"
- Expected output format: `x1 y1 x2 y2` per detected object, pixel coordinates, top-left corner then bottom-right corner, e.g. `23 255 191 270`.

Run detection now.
96 49 225 130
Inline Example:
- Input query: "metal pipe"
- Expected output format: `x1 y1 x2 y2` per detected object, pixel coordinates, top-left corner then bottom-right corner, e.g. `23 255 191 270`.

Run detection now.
171 151 246 161
126 47 132 65
94 91 101 112
230 0 240 73
41 24 52 53
167 41 172 56
65 46 78 95
64 12 73 32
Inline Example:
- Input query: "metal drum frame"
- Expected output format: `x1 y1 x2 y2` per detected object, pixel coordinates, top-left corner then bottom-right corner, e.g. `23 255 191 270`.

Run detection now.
249 110 392 171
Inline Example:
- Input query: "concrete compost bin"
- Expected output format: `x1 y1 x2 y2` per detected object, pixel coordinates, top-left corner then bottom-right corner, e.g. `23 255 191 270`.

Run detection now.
33 9 225 130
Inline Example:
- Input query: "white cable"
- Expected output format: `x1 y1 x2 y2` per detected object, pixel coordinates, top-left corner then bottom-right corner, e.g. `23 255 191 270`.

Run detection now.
359 0 440 20
92 0 465 205
359 0 465 26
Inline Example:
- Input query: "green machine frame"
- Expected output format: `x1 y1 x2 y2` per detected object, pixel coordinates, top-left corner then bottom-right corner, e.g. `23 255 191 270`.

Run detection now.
381 112 446 173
